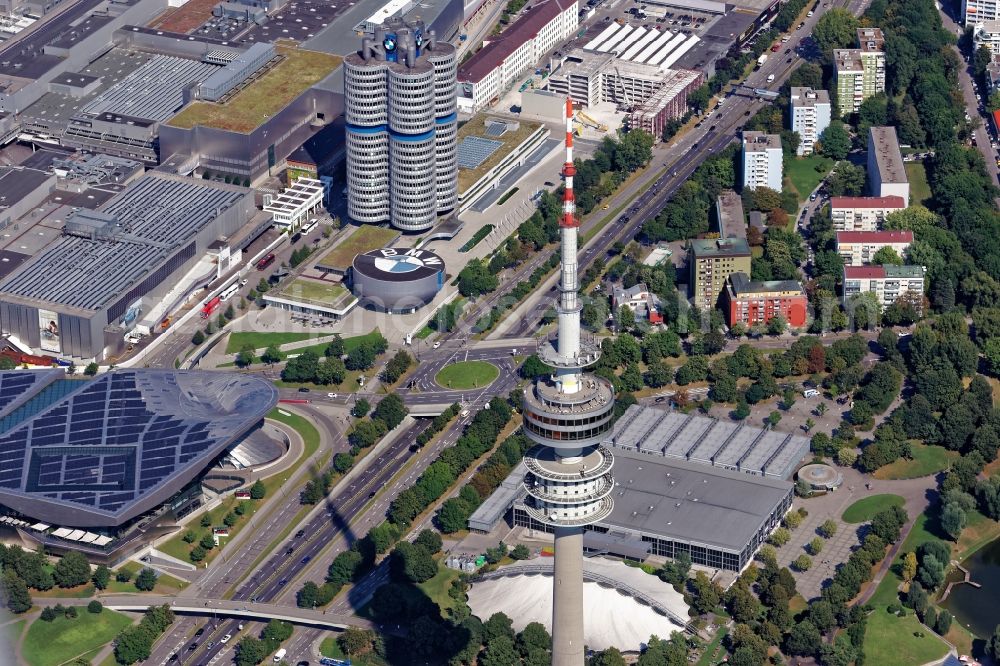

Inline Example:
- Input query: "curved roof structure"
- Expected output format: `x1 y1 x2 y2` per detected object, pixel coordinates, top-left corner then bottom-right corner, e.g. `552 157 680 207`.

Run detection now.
352 247 444 283
0 370 277 527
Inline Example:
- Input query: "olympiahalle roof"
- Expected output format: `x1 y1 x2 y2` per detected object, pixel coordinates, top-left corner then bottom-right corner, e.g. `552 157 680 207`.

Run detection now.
0 369 277 528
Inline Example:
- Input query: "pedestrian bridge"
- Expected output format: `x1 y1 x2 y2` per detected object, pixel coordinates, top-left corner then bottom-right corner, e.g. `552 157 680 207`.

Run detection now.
40 595 375 631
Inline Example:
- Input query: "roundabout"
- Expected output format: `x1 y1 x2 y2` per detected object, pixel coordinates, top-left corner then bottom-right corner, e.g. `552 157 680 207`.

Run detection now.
434 360 499 390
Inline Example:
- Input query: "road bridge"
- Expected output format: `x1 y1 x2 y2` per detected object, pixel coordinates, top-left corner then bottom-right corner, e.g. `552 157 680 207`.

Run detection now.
37 595 375 631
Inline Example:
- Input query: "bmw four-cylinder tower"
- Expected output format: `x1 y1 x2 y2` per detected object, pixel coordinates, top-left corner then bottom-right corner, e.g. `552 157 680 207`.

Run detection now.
521 99 616 666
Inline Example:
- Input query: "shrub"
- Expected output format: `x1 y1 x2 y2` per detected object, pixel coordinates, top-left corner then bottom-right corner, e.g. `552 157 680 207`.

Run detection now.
88 600 103 614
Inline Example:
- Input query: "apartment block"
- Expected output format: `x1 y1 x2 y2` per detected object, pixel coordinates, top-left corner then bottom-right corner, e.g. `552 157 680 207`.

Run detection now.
835 230 914 266
830 195 907 231
722 272 808 329
842 264 925 310
689 237 752 310
834 29 884 116
964 0 1000 26
867 126 909 201
742 131 782 192
789 87 831 156
715 190 746 240
974 20 1000 55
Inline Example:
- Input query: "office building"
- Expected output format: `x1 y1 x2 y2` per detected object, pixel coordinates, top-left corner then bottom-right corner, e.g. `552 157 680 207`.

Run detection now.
0 368 276 560
964 0 1000 26
789 87 830 156
843 264 925 309
742 131 782 192
834 30 885 117
457 0 578 113
722 272 808 329
867 126 909 201
344 18 458 232
835 230 913 266
612 283 662 325
830 195 907 231
470 406 805 572
689 237 752 310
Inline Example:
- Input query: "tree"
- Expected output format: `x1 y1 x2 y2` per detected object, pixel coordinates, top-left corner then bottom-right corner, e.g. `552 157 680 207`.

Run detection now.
941 501 967 541
936 609 953 635
819 121 850 159
812 8 860 57
510 544 531 560
250 478 266 500
52 551 91 588
235 636 268 666
691 571 721 614
414 529 443 555
92 564 110 590
793 554 812 571
989 625 1000 664
261 345 283 365
88 599 103 614
389 542 438 583
458 259 499 297
872 246 903 265
827 162 866 197
902 551 918 583
591 647 627 666
517 621 551 655
83 362 99 376
769 527 790 546
918 554 946 591
767 315 787 336
135 567 157 592
785 619 821 656
767 410 782 428
339 627 376 656
235 344 256 368
3 571 31 613
352 397 371 418
192 329 206 345
481 636 519 666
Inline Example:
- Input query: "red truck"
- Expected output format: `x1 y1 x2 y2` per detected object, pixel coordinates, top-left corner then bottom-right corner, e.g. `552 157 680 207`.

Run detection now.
201 296 221 318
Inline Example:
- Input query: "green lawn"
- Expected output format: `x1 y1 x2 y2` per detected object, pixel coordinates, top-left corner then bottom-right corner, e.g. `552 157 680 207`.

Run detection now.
785 154 835 202
226 331 316 354
417 565 462 617
317 226 400 271
434 360 499 389
105 561 187 594
160 407 320 564
320 636 386 665
842 494 906 523
696 627 730 666
22 609 133 666
873 444 956 480
905 161 932 206
281 329 384 358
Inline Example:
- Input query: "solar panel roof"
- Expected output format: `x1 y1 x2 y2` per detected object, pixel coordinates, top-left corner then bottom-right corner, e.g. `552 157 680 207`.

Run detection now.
0 370 277 527
457 136 503 169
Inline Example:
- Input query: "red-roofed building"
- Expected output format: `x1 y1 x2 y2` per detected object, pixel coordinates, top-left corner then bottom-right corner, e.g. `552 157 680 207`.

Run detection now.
830 195 906 231
843 264 925 309
835 229 913 265
992 109 1000 136
457 0 578 112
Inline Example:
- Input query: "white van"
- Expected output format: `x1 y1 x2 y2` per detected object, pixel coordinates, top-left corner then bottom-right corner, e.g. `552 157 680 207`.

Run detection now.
273 649 287 663
803 389 820 398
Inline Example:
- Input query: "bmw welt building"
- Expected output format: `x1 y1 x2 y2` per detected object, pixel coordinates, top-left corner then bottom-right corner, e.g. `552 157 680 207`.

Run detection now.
351 247 445 313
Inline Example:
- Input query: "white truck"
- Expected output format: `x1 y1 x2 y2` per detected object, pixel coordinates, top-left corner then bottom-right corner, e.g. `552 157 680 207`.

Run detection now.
273 649 287 663
756 54 767 68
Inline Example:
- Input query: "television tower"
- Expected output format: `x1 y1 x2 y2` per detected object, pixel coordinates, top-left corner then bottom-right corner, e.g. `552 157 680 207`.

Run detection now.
521 99 616 666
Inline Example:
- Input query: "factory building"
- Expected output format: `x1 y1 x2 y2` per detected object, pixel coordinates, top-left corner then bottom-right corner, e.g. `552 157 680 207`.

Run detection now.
0 174 255 361
789 87 830 156
470 407 803 572
456 0 578 113
867 126 909 202
344 18 457 232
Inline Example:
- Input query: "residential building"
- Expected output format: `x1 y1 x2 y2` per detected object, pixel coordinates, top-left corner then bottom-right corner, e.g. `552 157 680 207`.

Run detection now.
715 190 746 240
456 0 578 113
867 126 909 201
964 0 1000 26
842 264 925 309
612 282 663 324
974 20 1000 55
830 195 907 231
835 230 913 266
742 131 783 192
789 87 831 156
834 30 884 116
722 272 808 328
344 18 458 232
689 237 752 310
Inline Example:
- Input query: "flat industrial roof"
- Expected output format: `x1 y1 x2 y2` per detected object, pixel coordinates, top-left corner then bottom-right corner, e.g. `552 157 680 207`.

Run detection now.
0 174 248 314
715 190 745 240
0 167 52 207
606 446 790 553
868 126 907 185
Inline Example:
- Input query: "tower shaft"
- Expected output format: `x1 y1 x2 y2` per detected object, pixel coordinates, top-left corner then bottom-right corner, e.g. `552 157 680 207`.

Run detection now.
552 527 585 666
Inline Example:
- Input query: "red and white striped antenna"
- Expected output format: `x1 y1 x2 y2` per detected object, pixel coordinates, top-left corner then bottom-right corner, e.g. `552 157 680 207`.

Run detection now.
561 98 578 229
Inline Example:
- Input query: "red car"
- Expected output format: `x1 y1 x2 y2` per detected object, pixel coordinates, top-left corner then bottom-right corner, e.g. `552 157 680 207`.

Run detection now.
770 44 781 52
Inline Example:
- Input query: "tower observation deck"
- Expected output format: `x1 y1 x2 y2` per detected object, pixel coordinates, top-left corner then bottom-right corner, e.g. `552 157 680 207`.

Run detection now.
521 99 616 666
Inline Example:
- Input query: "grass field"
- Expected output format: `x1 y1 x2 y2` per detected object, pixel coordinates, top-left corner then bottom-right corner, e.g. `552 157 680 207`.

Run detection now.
167 48 341 133
862 512 951 666
873 444 956 480
435 360 499 389
905 161 932 206
955 509 1000 561
320 636 386 665
281 328 384 360
105 561 188 594
417 565 462 617
271 278 356 310
785 154 835 202
226 331 315 354
318 226 400 271
695 627 730 666
842 494 906 523
22 609 133 666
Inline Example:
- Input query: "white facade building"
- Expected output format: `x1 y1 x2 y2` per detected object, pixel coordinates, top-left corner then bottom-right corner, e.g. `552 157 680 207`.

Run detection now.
789 87 831 156
829 195 907 231
742 131 782 192
974 20 1000 55
965 0 1000 26
843 264 925 310
835 230 913 266
263 178 325 230
867 126 909 202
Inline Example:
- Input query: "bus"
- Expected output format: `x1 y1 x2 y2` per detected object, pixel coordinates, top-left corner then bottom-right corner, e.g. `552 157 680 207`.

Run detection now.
220 283 239 302
201 296 221 318
256 253 276 271
301 218 318 235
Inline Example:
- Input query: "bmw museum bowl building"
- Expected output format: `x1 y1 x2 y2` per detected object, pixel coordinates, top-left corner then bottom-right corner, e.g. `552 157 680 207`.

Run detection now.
350 247 445 313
